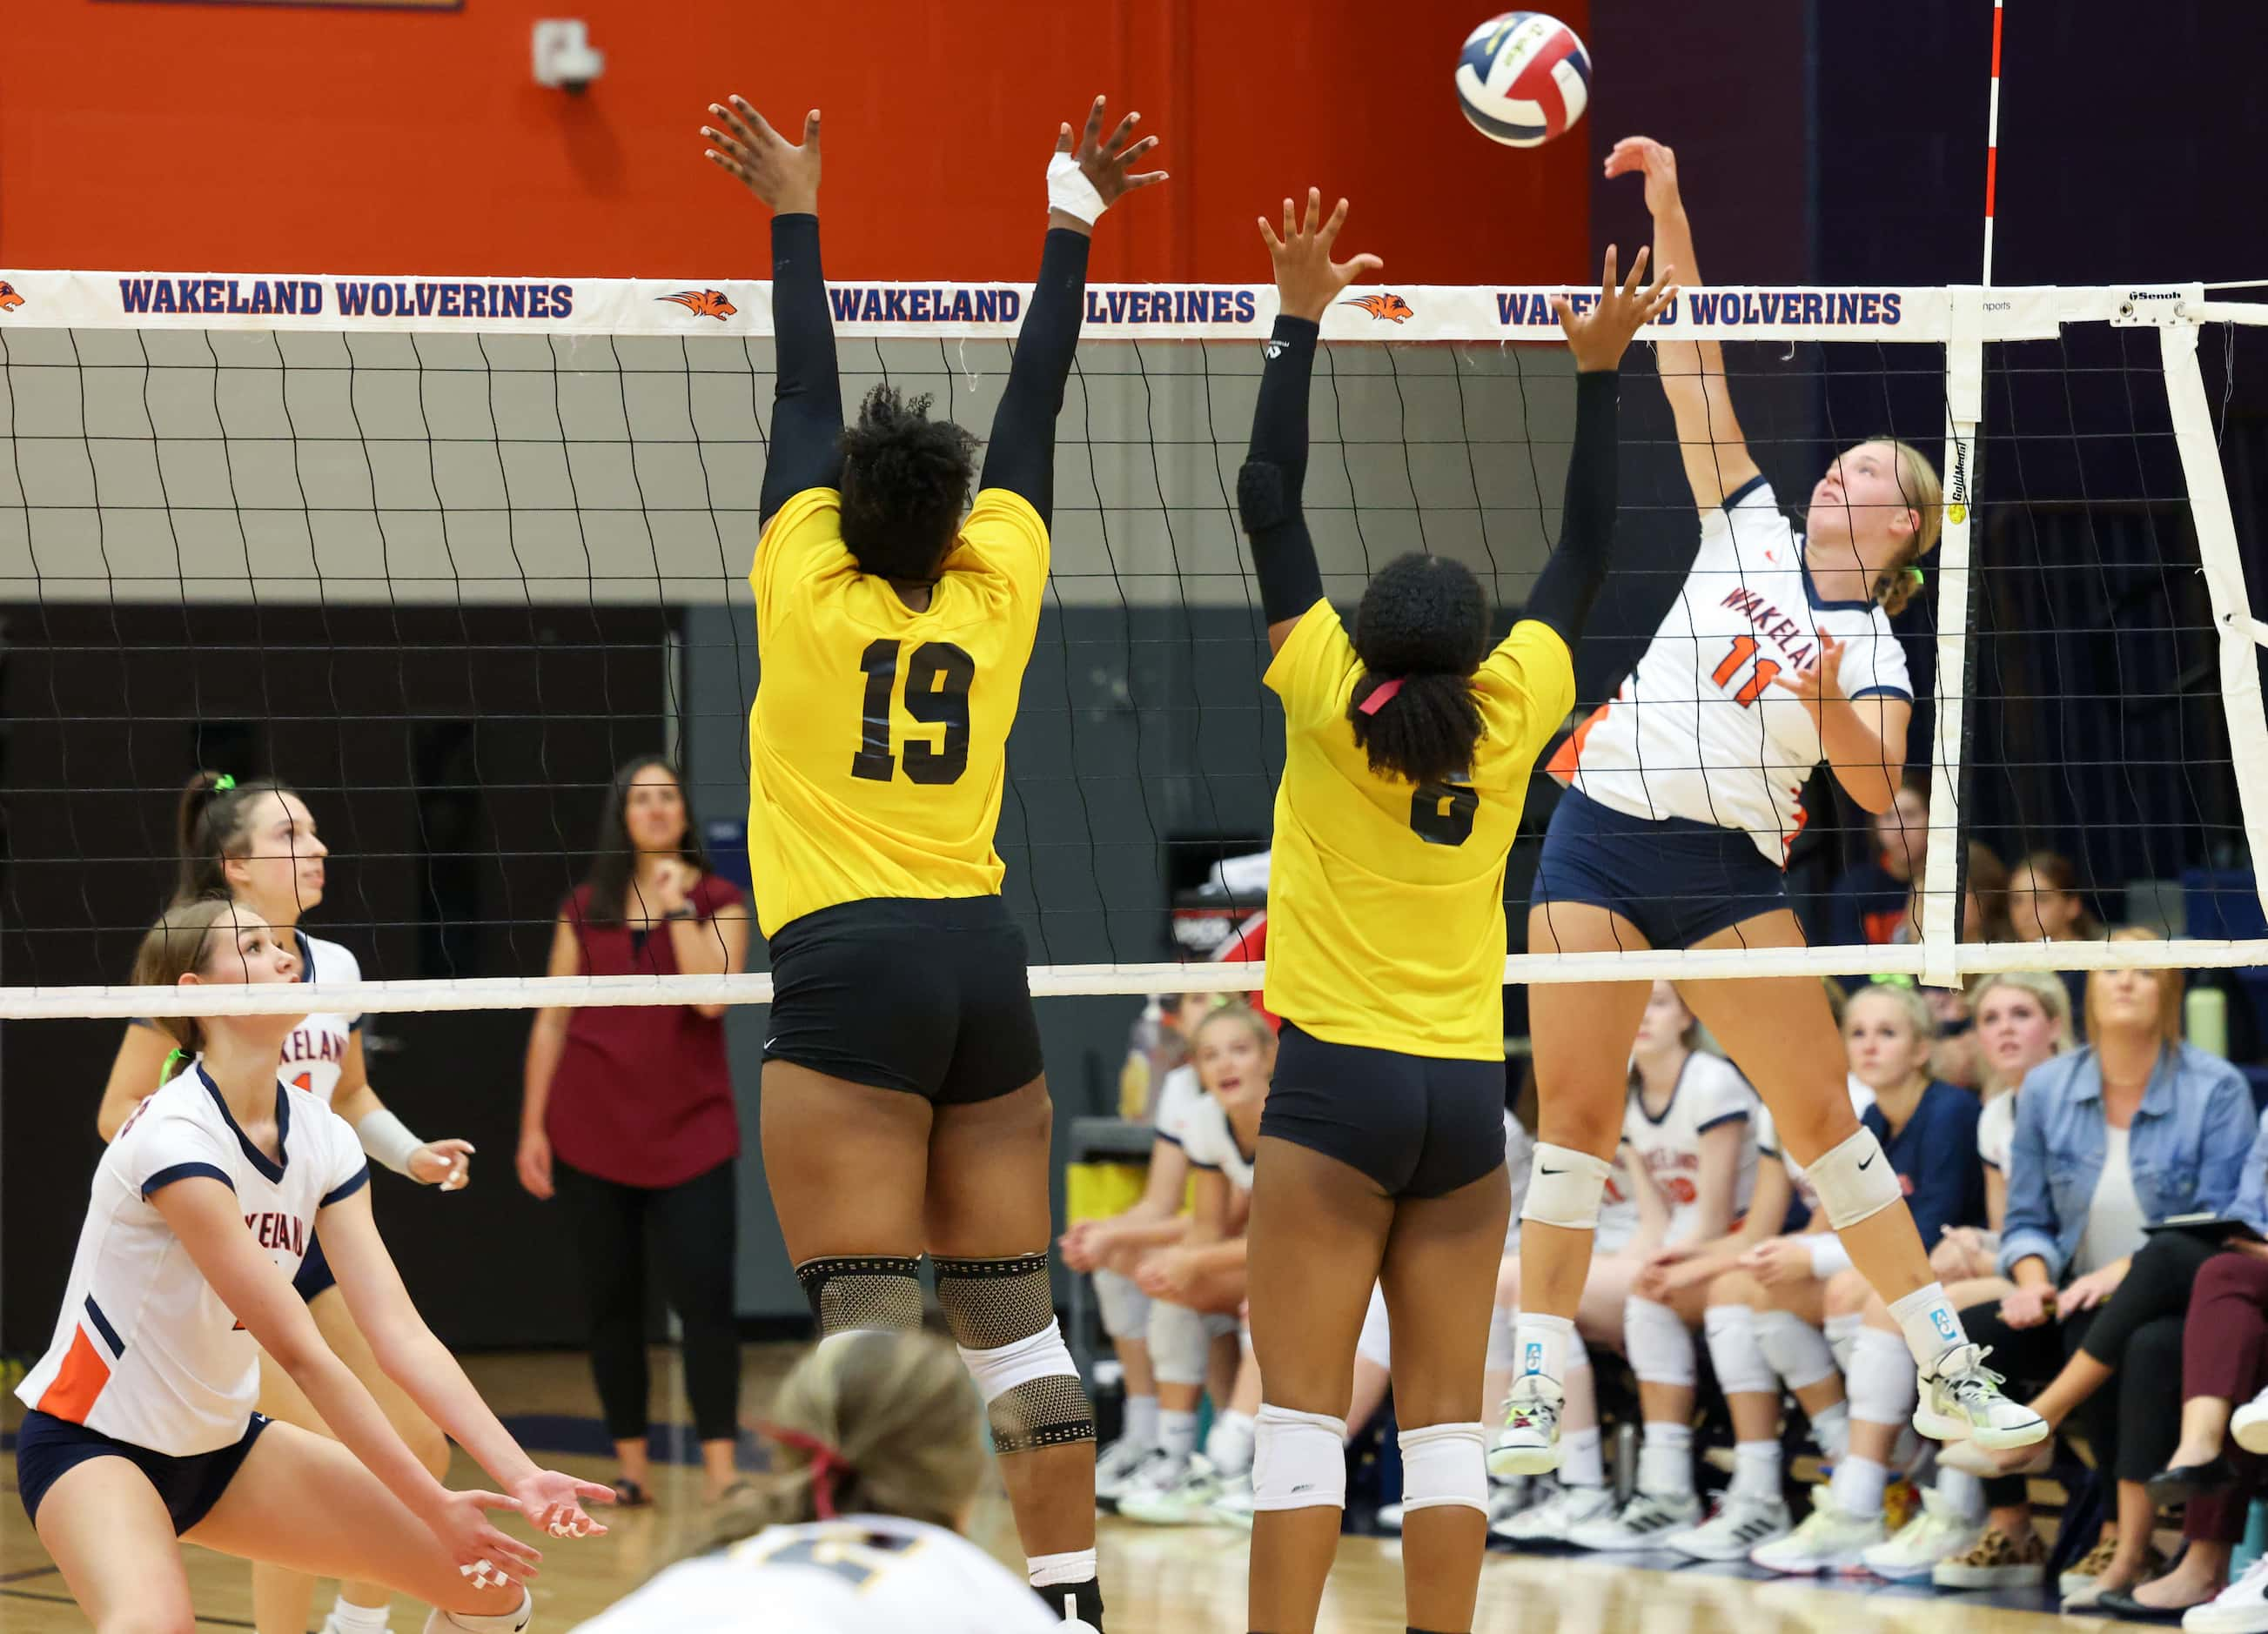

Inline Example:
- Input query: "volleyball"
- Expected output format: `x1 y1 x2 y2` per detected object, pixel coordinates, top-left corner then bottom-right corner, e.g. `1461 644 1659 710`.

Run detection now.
1454 12 1592 148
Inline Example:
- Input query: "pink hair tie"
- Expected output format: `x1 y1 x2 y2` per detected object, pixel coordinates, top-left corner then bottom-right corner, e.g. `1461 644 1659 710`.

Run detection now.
763 1423 849 1519
1359 677 1406 716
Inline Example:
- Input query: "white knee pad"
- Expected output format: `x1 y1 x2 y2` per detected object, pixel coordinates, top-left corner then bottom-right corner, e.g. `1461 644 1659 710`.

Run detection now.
1755 1308 1838 1393
1702 1303 1776 1396
1147 1299 1209 1387
958 1322 1094 1455
1202 1311 1242 1343
1804 1126 1902 1229
1091 1267 1151 1341
1847 1326 1920 1428
1624 1296 1696 1389
1356 1284 1394 1370
1520 1143 1614 1229
1251 1403 1348 1512
426 1590 532 1633
1399 1422 1488 1515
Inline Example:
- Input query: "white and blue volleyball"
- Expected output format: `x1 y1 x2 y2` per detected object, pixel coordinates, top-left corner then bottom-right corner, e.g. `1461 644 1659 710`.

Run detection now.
1454 12 1591 148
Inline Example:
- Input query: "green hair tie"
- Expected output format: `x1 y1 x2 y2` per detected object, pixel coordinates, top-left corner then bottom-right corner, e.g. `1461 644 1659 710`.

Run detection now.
158 1046 187 1089
1907 566 1926 587
1870 974 1918 990
213 773 237 792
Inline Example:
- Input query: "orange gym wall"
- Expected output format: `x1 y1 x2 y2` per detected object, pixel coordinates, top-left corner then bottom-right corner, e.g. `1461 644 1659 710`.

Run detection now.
0 0 1588 285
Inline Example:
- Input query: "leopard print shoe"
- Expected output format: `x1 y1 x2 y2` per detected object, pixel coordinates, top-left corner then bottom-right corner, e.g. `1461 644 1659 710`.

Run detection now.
1931 1525 2048 1590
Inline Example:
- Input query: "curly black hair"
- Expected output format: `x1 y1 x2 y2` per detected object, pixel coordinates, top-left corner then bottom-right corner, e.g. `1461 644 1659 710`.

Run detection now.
1347 552 1491 787
837 384 980 582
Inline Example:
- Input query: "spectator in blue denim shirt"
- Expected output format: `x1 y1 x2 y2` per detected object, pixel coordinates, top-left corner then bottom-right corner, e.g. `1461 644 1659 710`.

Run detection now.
1930 930 2255 1607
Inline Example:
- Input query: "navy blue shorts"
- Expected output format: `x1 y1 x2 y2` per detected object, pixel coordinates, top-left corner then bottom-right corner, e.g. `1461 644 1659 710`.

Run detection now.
15 1408 270 1534
292 1229 336 1302
1261 1024 1508 1199
1532 786 1791 951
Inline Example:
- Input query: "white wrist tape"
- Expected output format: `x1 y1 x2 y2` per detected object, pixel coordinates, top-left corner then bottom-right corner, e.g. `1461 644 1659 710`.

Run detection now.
1046 151 1106 224
354 1107 425 1176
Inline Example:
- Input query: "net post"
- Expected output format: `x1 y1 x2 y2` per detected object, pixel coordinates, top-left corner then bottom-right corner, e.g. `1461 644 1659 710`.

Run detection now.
2158 318 2268 929
1923 289 1985 987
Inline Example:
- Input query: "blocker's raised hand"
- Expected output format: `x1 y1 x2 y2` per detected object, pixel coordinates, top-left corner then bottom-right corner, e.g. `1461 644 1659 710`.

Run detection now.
702 97 821 216
1055 94 1168 217
1259 188 1384 324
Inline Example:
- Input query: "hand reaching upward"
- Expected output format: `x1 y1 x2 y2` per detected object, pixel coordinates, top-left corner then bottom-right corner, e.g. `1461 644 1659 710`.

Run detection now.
1259 189 1384 325
702 97 821 216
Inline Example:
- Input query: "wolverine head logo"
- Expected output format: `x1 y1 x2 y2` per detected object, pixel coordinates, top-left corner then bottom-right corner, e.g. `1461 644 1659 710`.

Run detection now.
0 282 23 312
1342 292 1413 324
658 289 737 320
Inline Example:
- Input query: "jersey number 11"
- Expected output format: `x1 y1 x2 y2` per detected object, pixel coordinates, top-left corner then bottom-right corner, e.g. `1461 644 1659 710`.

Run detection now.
851 639 976 786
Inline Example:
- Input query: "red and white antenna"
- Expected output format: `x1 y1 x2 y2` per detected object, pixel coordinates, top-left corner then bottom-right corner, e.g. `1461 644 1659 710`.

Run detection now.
1982 0 2004 284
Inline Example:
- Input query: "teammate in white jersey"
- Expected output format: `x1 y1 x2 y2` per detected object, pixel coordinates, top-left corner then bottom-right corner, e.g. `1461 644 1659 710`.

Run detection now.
1501 133 2044 1476
93 771 477 1634
19 897 608 1634
577 1331 1060 1633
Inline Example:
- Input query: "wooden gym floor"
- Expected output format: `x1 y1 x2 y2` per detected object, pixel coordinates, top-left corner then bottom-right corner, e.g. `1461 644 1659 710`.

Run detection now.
2 1346 2083 1631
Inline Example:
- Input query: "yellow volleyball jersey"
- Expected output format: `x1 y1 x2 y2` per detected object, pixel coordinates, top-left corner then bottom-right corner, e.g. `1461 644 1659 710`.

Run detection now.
1262 600 1576 1059
745 487 1049 938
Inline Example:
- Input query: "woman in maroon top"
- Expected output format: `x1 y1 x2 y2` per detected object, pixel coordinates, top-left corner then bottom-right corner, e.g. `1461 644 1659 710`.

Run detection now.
517 756 751 1505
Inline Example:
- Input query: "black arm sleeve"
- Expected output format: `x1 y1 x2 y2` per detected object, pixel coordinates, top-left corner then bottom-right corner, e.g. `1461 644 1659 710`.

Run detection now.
760 212 845 525
1524 368 1621 649
1235 315 1326 626
979 227 1092 529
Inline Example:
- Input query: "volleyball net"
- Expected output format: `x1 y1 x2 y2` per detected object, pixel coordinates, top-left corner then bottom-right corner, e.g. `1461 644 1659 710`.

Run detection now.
1 271 2265 1018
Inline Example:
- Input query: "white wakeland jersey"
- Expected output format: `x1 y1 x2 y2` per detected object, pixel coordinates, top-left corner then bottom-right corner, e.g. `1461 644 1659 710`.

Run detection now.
570 1514 1059 1634
1181 1093 1256 1194
276 932 363 1105
18 1065 367 1454
1151 1064 1204 1149
1978 1089 2016 1172
1622 1053 1759 1244
1598 1150 1642 1254
1555 477 1913 862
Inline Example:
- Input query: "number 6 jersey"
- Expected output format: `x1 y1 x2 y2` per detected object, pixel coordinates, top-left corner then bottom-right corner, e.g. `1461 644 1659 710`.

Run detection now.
1551 476 1912 863
745 487 1050 939
1262 599 1575 1060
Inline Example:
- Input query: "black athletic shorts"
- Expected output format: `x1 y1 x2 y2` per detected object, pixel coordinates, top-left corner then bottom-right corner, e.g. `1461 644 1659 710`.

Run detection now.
763 896 1044 1106
1261 1022 1508 1198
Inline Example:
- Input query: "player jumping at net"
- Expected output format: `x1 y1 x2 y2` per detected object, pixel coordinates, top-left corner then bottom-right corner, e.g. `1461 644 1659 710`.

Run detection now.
1497 133 2047 1481
96 771 476 1634
19 897 610 1634
697 91 1164 1631
1233 188 1672 1634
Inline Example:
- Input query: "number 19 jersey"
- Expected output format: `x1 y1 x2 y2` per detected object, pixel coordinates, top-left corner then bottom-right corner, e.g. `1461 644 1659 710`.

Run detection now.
1552 476 1911 863
1263 600 1575 1060
746 487 1050 939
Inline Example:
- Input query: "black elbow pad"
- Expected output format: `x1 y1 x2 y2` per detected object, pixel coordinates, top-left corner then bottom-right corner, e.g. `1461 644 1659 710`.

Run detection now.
1237 460 1289 533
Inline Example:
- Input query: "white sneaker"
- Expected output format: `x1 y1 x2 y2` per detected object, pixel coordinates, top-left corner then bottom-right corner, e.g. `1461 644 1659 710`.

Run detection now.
1861 1486 1984 1580
1117 1453 1222 1525
2232 1386 2268 1457
1748 1487 1888 1575
1207 1470 1255 1531
1093 1436 1154 1510
1487 1374 1564 1477
1566 1488 1702 1552
1489 1478 1613 1543
1111 1448 1189 1514
1666 1493 1793 1561
1935 1432 2050 1479
1487 1476 1533 1531
1913 1344 2049 1450
2185 1552 2268 1632
1374 1500 1406 1534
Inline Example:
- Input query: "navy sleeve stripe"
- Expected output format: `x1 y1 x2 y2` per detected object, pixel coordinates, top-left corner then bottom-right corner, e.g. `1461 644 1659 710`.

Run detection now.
1152 1131 1184 1148
1721 472 1770 512
144 1161 233 1200
321 1165 372 1209
1188 1159 1224 1173
1982 1155 2003 1170
1696 1110 1752 1135
83 1295 125 1358
1846 685 1914 703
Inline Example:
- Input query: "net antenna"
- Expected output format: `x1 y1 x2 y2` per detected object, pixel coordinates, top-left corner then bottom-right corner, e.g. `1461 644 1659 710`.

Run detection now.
2 272 2265 1018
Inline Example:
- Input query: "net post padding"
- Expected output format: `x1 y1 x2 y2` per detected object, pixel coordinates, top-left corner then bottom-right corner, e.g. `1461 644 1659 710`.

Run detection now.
1920 288 1988 988
2158 318 2268 932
